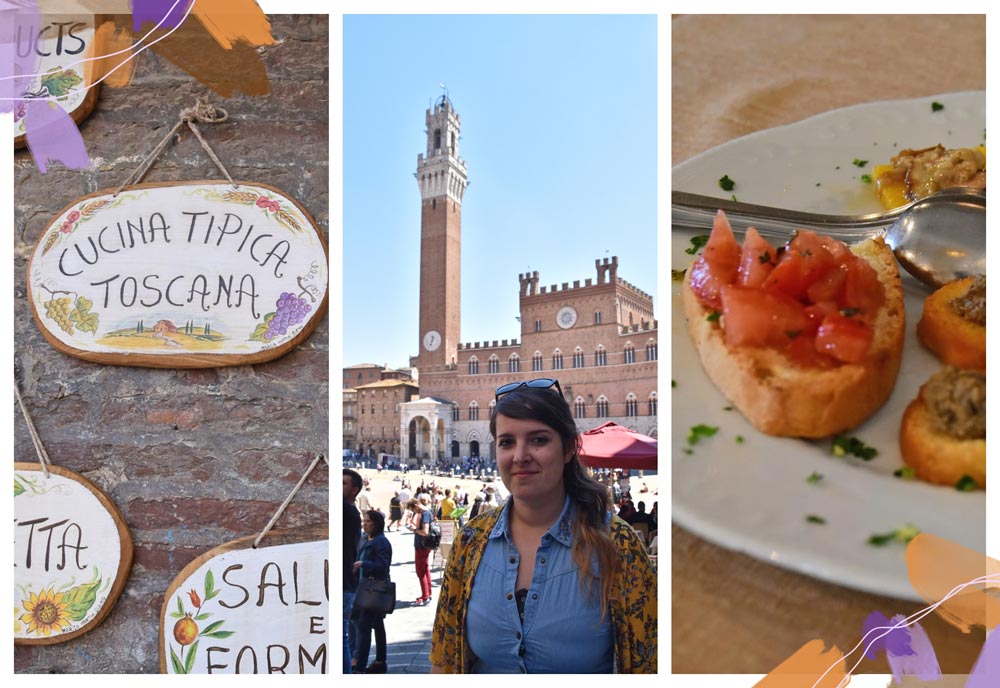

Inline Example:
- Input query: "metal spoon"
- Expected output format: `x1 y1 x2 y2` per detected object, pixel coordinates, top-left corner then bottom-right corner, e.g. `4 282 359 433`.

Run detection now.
672 187 985 288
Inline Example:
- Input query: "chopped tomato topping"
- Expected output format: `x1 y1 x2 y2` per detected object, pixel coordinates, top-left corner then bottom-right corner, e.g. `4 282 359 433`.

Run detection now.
689 211 883 367
720 285 808 348
815 313 873 363
736 227 776 288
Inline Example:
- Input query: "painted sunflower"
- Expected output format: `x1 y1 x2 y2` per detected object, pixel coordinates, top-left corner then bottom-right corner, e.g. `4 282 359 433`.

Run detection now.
19 588 71 637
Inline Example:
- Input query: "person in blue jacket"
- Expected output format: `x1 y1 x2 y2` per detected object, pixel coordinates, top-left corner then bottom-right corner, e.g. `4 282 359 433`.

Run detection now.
352 509 393 673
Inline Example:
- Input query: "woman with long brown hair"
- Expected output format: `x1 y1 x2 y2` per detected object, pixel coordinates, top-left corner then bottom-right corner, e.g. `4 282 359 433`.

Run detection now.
429 378 657 673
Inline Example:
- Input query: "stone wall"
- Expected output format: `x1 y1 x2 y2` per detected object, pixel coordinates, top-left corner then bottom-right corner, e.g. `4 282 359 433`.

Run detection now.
13 16 329 673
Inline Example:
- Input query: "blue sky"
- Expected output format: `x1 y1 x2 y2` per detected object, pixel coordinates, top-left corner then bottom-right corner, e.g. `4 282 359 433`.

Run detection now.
343 14 657 369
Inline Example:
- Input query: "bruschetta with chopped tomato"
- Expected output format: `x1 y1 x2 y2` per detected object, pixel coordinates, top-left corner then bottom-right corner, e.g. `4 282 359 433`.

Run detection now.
682 211 905 438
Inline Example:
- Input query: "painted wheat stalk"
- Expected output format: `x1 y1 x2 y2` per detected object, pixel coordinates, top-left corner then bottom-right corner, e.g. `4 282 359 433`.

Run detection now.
274 208 303 232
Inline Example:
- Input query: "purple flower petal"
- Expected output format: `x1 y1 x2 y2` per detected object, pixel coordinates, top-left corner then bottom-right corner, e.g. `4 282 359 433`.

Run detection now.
24 98 91 172
885 615 939 684
966 627 999 688
0 2 41 111
131 0 192 32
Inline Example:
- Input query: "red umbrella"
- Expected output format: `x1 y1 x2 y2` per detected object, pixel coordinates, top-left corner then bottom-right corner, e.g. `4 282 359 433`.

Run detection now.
578 421 658 470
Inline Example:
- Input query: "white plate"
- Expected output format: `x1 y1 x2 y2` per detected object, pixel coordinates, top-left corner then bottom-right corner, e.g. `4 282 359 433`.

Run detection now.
671 92 986 601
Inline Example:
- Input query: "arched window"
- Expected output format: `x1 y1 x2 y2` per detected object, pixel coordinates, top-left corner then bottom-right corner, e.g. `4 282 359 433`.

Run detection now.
434 128 442 150
624 343 636 364
452 404 460 421
573 347 585 368
646 339 658 361
488 355 500 374
574 397 586 419
508 354 520 373
594 311 602 324
532 352 543 372
552 349 564 370
648 392 658 416
488 400 496 417
468 357 479 375
469 401 479 421
625 393 638 417
596 396 610 418
595 345 607 366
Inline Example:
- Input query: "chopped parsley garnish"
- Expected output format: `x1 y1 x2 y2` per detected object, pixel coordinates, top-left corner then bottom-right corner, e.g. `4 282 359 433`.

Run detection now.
685 235 710 254
719 174 736 191
759 251 771 264
671 379 677 388
682 447 693 455
735 435 744 444
706 310 721 322
860 174 873 184
893 467 916 480
816 182 821 187
687 424 719 445
722 405 733 412
832 435 878 461
841 307 861 317
806 472 823 484
806 514 826 525
731 194 738 202
868 524 920 547
931 101 944 112
852 158 868 167
785 330 802 340
672 268 687 282
955 475 978 492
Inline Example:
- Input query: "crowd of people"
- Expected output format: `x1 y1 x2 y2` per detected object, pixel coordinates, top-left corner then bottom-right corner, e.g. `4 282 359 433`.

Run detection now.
343 377 658 674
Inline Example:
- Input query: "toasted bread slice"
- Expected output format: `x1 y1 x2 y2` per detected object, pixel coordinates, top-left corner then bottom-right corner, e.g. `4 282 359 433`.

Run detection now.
682 237 905 438
899 390 986 489
916 277 986 371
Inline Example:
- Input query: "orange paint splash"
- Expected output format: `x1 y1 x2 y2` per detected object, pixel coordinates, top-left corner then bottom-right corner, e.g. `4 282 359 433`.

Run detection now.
93 1 274 97
905 533 1000 634
92 19 139 88
753 639 849 688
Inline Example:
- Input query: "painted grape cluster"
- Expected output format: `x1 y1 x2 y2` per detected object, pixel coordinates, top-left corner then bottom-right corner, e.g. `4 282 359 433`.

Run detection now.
250 293 313 343
43 295 98 335
266 293 312 339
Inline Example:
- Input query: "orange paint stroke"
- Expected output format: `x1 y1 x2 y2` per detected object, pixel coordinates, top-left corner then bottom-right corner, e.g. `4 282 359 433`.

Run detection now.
90 1 274 97
906 533 1000 634
754 639 849 688
93 20 139 88
191 0 275 50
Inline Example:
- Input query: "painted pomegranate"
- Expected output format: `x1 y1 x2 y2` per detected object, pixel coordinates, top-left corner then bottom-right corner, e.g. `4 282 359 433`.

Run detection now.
173 613 199 645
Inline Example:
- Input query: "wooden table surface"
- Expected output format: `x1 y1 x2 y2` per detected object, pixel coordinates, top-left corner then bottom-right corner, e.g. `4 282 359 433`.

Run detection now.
671 14 986 674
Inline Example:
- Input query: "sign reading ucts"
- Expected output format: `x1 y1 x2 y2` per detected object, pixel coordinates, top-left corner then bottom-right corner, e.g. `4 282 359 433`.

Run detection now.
28 181 329 367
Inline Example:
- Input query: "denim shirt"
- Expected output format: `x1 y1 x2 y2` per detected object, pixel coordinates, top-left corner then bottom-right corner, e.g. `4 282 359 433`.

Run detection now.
465 496 613 673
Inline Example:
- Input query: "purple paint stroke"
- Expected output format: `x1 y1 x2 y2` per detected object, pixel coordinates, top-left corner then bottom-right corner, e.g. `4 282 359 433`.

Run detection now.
861 610 913 660
24 98 90 172
966 627 999 688
131 0 193 33
0 0 41 112
885 614 940 684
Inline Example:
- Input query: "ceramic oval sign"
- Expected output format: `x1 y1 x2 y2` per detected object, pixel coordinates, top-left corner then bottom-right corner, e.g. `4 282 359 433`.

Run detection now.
28 181 329 368
13 14 102 150
14 463 133 645
159 533 329 674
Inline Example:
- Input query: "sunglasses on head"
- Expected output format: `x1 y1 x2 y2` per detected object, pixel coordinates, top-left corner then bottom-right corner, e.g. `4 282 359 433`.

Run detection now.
494 377 563 402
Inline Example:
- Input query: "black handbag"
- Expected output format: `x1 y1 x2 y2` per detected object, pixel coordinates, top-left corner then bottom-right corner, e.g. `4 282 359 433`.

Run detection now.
354 577 396 615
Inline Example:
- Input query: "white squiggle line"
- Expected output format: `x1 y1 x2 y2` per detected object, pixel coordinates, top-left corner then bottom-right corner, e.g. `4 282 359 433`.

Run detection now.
0 0 189 85
809 572 1000 688
0 0 196 102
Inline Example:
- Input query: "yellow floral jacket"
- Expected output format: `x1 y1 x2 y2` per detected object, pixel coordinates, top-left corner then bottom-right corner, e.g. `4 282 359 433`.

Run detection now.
429 503 658 673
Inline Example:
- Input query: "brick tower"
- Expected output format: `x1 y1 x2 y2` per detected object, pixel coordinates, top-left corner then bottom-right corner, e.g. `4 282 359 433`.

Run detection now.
415 95 468 369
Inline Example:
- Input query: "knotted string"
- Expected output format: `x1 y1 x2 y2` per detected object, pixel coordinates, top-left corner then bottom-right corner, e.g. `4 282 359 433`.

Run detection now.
14 383 52 478
114 98 237 197
254 453 328 548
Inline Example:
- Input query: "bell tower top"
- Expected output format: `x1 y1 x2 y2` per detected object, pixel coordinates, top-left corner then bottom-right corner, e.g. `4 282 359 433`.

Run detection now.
417 95 468 205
